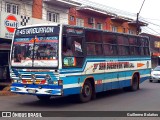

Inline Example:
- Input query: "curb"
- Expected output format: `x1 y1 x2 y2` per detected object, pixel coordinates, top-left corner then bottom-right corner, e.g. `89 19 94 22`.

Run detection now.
0 85 16 96
0 91 16 96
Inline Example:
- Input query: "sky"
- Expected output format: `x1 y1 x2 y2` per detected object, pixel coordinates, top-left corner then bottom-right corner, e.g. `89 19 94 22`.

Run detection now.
80 0 160 35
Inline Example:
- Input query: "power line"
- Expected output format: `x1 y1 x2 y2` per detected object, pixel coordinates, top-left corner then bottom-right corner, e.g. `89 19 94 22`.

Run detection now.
138 0 146 14
146 26 160 35
141 19 160 28
136 0 146 35
140 17 160 22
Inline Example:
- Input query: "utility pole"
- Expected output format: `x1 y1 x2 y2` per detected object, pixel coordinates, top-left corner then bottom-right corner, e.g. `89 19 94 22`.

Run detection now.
136 13 139 35
136 0 146 35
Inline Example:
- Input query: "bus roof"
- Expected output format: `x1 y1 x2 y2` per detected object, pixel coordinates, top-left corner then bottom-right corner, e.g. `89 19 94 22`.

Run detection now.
16 23 149 39
17 23 60 29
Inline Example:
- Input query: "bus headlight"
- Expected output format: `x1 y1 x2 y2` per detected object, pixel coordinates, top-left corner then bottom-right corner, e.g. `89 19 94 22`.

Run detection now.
13 80 18 83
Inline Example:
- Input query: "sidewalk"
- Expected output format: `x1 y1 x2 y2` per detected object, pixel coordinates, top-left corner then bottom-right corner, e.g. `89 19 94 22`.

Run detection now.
0 85 16 96
0 91 16 96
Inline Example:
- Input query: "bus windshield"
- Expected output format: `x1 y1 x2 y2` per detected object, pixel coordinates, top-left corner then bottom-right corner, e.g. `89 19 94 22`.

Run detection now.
11 26 59 68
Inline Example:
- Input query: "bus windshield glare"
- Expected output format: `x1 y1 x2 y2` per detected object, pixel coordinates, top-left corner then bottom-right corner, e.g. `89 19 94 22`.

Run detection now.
11 26 60 68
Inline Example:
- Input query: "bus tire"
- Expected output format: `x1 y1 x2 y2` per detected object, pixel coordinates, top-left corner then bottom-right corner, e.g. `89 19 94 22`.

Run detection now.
79 80 92 103
130 74 139 91
37 95 51 101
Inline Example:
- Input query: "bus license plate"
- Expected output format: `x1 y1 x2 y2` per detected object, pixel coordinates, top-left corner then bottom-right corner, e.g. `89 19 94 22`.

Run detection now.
28 89 36 93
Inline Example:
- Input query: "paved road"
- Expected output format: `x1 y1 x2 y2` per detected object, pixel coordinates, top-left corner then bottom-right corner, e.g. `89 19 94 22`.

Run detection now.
0 80 160 120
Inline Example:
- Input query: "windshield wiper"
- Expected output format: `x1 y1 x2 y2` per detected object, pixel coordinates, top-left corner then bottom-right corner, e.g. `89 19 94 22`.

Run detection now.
32 36 36 67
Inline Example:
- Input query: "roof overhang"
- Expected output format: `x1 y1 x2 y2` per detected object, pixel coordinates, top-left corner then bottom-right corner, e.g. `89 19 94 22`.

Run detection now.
128 21 148 26
43 0 81 8
111 16 133 23
77 6 116 17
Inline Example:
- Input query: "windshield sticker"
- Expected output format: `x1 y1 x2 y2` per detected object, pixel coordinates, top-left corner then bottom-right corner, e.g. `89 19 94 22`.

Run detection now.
63 57 76 66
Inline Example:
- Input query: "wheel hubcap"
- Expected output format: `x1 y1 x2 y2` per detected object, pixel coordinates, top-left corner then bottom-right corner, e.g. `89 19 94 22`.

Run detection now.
84 85 90 97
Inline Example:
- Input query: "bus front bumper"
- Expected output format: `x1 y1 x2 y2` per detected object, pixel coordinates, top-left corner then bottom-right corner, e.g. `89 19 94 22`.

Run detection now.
10 83 63 96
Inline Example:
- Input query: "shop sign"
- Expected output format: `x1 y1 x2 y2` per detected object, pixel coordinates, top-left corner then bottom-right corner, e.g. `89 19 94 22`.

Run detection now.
4 15 19 33
4 15 19 39
0 12 53 39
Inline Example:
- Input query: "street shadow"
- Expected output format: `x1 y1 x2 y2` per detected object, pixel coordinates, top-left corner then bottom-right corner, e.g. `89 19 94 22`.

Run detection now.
19 95 79 108
19 89 128 108
96 89 126 100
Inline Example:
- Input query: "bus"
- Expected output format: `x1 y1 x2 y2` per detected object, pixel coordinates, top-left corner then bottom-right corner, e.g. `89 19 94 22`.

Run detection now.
10 24 151 102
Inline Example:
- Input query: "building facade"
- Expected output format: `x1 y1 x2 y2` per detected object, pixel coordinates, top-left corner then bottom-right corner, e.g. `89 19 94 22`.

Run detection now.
68 4 147 34
0 0 147 84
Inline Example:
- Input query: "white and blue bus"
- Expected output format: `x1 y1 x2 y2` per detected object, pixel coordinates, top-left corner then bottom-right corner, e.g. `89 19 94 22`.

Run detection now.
10 24 151 102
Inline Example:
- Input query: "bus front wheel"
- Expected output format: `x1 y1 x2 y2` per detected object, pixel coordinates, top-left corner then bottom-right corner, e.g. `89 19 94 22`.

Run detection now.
79 80 93 103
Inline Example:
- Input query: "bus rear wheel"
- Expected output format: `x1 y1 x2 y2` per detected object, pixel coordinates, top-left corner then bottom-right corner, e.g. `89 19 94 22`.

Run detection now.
130 74 139 91
79 80 93 103
123 74 139 91
37 95 51 101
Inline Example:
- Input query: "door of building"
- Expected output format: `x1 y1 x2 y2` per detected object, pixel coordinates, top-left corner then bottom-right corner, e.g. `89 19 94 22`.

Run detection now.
0 50 10 82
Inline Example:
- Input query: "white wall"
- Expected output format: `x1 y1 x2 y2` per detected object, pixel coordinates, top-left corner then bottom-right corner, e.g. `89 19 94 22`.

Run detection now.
43 3 69 24
0 0 32 17
0 0 69 24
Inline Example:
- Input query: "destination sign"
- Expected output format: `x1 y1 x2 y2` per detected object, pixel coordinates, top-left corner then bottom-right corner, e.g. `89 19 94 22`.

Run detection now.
15 26 59 36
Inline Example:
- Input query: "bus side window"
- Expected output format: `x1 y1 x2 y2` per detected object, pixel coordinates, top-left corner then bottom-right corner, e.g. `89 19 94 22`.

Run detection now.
87 44 96 55
62 36 84 67
62 36 73 56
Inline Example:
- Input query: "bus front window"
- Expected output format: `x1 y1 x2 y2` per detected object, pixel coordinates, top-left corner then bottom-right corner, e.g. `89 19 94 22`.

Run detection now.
11 26 59 68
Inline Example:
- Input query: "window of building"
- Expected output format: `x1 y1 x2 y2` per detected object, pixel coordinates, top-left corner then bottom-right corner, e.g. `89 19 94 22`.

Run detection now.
97 23 103 30
123 28 126 33
128 29 135 35
112 26 118 32
6 2 19 15
70 15 74 21
47 11 59 23
76 18 84 27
